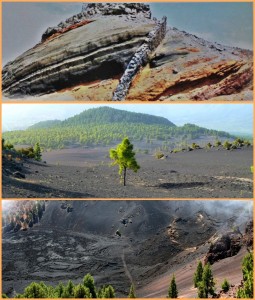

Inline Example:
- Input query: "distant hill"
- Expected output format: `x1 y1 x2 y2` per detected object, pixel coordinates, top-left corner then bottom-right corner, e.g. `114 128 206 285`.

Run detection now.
28 120 62 130
29 107 176 129
3 106 234 150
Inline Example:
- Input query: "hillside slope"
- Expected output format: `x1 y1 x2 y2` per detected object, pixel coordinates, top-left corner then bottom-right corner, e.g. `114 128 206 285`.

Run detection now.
2 200 253 297
3 107 233 149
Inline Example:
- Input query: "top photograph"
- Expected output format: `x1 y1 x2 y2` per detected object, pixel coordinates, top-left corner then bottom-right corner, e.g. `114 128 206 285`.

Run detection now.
2 2 253 102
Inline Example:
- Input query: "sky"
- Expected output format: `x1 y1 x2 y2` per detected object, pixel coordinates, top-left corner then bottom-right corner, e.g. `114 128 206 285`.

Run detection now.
2 104 253 136
2 2 253 65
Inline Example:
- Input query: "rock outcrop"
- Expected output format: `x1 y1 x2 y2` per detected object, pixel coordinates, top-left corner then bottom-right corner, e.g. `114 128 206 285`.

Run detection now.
41 3 151 42
204 221 253 265
2 3 253 101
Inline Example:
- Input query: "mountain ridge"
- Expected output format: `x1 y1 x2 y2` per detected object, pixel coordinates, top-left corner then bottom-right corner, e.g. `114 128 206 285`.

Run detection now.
3 107 235 149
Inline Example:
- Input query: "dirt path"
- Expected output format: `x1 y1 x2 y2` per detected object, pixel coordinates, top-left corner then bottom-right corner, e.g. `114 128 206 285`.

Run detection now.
121 248 133 285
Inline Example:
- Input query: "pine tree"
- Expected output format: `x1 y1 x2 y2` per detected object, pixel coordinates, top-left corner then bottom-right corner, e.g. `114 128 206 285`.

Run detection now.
23 282 47 298
55 282 65 298
237 252 253 298
128 284 136 298
34 142 42 161
97 285 115 298
110 137 140 186
197 263 215 298
73 284 91 298
193 261 203 287
221 279 230 292
168 275 178 298
83 274 97 298
65 280 75 298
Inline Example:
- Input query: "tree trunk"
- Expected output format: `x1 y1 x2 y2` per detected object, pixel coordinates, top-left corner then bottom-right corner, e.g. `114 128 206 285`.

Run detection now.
123 167 126 186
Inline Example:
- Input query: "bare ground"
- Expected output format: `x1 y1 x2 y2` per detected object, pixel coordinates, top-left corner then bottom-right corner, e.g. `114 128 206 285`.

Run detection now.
3 146 253 198
2 201 252 298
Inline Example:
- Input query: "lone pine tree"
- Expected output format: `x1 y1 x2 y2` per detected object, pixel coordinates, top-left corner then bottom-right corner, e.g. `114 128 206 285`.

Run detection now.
168 275 178 298
110 137 140 186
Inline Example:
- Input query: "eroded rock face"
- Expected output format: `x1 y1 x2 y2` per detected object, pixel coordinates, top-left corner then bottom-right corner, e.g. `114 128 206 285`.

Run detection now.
2 3 253 100
41 3 151 42
204 221 253 265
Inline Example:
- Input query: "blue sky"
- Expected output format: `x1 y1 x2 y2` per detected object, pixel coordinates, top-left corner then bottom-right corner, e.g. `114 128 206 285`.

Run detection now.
2 104 253 135
2 2 253 65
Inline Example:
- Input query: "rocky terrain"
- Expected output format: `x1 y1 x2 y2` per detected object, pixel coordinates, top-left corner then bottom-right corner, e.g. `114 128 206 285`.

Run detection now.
2 200 253 298
2 3 253 101
2 146 253 198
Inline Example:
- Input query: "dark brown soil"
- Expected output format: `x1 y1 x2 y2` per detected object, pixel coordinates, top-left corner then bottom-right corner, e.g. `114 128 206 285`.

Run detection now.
3 146 253 198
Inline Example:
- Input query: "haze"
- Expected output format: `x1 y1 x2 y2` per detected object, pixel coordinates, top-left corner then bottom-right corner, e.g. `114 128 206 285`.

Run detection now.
2 104 253 136
2 2 253 66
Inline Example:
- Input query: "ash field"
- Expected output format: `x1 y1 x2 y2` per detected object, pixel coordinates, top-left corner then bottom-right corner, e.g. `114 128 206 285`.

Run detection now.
3 146 253 199
2 200 253 298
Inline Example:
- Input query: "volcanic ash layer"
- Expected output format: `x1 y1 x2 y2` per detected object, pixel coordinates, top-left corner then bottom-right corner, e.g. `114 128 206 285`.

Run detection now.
2 3 253 101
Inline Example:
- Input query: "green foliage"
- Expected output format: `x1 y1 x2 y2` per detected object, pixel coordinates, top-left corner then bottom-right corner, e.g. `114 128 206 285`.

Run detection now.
73 284 91 298
215 140 221 147
110 137 140 186
197 263 215 298
83 274 97 298
8 273 116 299
237 252 253 298
191 143 200 149
3 141 14 150
168 275 178 298
206 142 212 149
193 261 203 288
223 141 232 150
251 166 253 174
221 279 230 292
155 150 164 159
98 285 115 298
34 142 42 161
17 146 35 159
3 108 233 150
128 284 136 298
65 280 75 297
244 140 251 146
23 282 47 298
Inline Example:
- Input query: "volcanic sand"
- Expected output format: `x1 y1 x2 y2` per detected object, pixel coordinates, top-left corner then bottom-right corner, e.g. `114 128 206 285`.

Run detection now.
3 146 253 198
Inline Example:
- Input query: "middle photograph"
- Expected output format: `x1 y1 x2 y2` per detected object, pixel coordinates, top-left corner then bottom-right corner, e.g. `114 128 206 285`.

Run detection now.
2 103 253 199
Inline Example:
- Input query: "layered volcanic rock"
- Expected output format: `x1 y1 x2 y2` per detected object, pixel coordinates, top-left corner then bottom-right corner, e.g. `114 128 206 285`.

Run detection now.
2 3 253 100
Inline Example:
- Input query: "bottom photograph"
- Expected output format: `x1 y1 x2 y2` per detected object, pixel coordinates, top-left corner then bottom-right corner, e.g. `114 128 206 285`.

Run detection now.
2 200 253 298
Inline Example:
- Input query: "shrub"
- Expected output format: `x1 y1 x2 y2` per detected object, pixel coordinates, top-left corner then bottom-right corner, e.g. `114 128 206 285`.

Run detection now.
215 140 221 147
221 279 230 292
244 140 251 146
223 141 232 150
191 143 200 149
155 150 164 159
206 142 212 149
